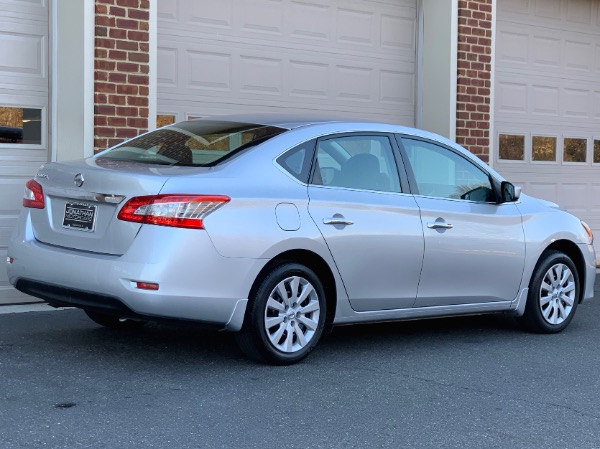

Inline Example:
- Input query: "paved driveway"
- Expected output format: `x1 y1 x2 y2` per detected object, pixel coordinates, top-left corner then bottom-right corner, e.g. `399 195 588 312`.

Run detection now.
1 280 599 448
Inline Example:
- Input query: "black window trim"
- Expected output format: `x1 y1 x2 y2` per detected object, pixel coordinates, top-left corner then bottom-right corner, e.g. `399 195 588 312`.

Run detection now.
274 138 318 184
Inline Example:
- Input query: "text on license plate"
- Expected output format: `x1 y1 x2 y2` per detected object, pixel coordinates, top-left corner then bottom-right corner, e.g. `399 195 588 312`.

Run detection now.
62 202 97 232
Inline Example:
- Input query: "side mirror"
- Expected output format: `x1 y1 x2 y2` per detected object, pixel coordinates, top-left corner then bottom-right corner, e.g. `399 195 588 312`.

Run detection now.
500 181 521 203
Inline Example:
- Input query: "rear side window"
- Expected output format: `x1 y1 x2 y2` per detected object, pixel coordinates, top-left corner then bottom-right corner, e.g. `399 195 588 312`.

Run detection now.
276 139 316 183
96 120 287 167
311 135 401 193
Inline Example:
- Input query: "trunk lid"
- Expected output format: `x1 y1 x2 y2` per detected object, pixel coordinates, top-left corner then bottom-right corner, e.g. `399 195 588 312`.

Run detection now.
30 158 174 255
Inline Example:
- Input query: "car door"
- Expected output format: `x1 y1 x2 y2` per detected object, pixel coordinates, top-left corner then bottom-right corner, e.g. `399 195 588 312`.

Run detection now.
307 133 424 312
399 136 526 307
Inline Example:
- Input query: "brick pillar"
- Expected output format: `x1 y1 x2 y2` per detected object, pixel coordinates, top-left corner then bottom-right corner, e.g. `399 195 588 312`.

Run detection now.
456 0 493 163
94 0 150 153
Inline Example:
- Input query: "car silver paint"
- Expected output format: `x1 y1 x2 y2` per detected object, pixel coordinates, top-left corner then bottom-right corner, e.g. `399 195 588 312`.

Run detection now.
6 116 596 336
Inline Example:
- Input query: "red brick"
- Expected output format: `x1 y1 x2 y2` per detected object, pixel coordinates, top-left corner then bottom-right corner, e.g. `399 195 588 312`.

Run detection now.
116 62 139 73
96 60 116 71
96 127 116 137
96 105 116 116
95 138 108 149
95 26 108 37
109 28 128 39
97 0 115 4
109 6 126 17
139 86 149 96
138 107 149 118
116 19 139 30
108 73 127 84
127 96 148 107
96 38 116 49
95 71 108 82
127 117 147 128
116 40 138 51
94 116 107 127
95 4 108 14
139 21 149 31
127 74 148 85
96 15 115 27
116 84 138 95
116 106 138 116
108 95 127 105
128 8 149 20
140 0 150 8
108 116 127 127
95 82 116 94
129 52 149 63
94 93 107 104
95 48 108 58
128 31 149 42
108 50 127 61
117 0 139 7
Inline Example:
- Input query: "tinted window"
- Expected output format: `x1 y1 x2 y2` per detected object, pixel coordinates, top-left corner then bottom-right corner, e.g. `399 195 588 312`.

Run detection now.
276 139 316 183
97 120 286 167
311 135 401 193
402 138 494 202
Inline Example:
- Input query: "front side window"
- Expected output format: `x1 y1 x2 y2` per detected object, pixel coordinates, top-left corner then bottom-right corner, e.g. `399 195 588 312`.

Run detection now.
401 138 495 202
97 120 286 166
311 135 401 193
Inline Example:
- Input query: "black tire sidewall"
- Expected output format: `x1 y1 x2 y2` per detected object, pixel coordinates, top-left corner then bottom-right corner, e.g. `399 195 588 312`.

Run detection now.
242 263 327 365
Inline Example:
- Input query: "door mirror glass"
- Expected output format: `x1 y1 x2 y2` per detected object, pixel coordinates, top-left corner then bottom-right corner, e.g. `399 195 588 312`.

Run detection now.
501 181 520 202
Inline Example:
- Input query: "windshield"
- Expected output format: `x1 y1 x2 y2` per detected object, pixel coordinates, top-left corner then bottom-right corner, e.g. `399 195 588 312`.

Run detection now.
96 120 287 166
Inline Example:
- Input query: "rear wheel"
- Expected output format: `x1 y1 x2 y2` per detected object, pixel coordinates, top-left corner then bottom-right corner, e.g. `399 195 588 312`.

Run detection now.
236 262 327 365
519 251 580 333
84 310 146 330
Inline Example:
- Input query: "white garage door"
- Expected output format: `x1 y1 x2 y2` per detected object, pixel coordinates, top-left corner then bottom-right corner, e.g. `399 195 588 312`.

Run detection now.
157 0 417 125
494 0 600 258
0 0 49 304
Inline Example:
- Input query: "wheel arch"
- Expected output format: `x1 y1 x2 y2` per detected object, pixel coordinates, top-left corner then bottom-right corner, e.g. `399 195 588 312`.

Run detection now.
247 249 338 327
540 239 586 303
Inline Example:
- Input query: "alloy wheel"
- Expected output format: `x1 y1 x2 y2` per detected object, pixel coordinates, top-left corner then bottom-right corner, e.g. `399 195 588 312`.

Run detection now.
538 263 576 325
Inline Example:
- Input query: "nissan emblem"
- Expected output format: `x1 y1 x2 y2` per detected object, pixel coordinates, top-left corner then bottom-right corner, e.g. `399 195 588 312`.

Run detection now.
74 173 85 187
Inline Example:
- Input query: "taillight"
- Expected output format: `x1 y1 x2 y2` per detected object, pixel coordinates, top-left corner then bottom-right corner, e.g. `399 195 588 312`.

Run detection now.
23 179 45 209
117 194 229 229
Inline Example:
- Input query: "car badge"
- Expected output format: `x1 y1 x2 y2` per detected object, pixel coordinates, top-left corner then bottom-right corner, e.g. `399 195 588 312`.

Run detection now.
74 173 85 187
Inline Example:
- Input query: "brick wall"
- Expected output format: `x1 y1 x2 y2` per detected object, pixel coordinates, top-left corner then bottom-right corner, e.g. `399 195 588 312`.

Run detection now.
456 0 493 163
94 0 150 153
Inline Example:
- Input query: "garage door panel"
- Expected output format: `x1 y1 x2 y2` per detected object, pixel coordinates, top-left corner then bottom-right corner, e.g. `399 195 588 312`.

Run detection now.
0 0 48 303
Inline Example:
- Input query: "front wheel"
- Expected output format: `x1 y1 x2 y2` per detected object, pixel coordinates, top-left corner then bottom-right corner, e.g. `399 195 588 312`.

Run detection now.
519 251 580 333
236 263 327 365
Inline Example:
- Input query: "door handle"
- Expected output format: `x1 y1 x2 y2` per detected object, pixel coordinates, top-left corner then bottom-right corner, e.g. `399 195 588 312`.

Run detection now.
427 222 453 229
323 217 354 226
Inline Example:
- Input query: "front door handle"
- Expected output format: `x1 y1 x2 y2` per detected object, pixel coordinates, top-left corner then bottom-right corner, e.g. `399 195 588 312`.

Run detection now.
323 217 354 226
427 221 453 229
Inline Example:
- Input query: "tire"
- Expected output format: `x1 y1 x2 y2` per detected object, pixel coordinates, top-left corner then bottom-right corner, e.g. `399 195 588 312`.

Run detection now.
84 310 146 330
519 251 580 333
236 262 327 365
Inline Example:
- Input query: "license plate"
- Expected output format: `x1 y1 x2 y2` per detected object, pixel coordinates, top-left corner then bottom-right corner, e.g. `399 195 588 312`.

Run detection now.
62 202 97 232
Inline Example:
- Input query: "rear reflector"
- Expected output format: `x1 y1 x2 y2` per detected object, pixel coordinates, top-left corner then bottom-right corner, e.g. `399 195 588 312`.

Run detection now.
23 179 45 209
117 194 230 229
135 281 159 291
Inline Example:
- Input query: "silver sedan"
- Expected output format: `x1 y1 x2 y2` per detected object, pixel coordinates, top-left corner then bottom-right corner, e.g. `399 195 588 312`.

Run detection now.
6 115 596 364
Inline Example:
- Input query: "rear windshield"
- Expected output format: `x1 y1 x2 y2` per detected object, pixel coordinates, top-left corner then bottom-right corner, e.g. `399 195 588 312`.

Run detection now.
96 120 287 166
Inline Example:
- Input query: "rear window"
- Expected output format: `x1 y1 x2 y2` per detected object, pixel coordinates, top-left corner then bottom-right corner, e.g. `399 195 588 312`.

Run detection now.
96 120 287 166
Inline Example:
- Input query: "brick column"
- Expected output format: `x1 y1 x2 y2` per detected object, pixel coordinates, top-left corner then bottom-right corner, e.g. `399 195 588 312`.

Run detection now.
94 0 150 153
456 0 493 163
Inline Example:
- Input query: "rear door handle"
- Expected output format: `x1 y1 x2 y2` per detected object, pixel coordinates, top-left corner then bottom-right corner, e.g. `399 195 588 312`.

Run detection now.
323 217 354 226
427 222 453 229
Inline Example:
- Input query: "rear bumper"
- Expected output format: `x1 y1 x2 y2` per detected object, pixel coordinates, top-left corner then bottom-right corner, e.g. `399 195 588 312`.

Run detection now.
7 212 265 331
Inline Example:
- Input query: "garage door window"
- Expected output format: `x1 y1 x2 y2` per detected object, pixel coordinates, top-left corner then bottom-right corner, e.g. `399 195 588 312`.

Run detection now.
563 138 587 163
532 136 556 162
0 107 42 145
594 140 600 164
498 134 525 161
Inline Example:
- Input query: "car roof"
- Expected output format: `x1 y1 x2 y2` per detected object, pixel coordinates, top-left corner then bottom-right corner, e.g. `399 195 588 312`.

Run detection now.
191 113 389 130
